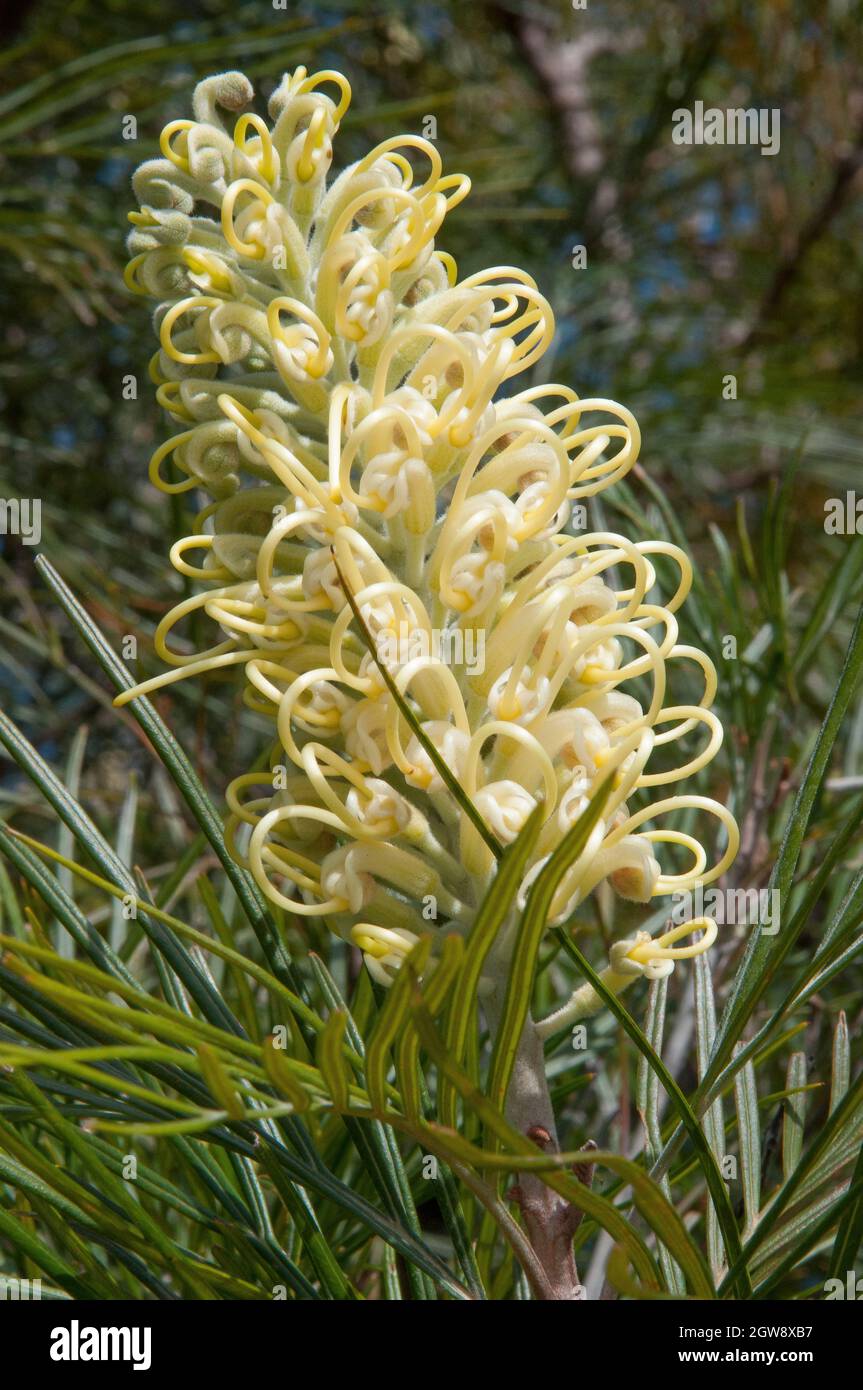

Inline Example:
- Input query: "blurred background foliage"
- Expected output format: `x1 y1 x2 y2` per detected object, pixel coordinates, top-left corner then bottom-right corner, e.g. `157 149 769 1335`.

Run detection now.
1 0 862 1298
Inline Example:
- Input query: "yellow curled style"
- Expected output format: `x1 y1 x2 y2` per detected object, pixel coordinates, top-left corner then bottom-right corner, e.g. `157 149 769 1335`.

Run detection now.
266 297 332 378
627 917 719 964
233 113 277 184
221 178 275 258
295 67 352 123
159 296 223 365
353 135 443 199
159 118 195 171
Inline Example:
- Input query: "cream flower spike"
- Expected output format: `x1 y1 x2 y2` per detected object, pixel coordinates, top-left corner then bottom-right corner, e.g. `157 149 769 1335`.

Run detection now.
120 66 738 1018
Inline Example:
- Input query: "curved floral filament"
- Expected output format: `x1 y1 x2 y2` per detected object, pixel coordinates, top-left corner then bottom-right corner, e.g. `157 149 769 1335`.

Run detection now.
204 595 300 644
153 585 252 667
383 657 471 775
329 186 428 272
249 805 350 913
159 118 194 171
159 296 223 365
463 721 557 807
155 381 195 422
429 415 560 587
169 534 233 582
233 112 278 184
295 67 352 123
547 620 668 729
649 646 718 745
256 512 317 602
632 916 720 964
242 658 302 714
221 178 275 258
352 135 443 200
113 647 254 707
276 667 346 767
299 745 405 841
609 795 740 891
635 541 693 614
123 253 154 296
536 918 718 1038
266 296 333 379
350 924 420 986
559 399 642 494
634 705 723 788
336 405 426 511
149 431 198 494
435 173 472 211
181 246 235 294
374 322 474 430
218 394 340 524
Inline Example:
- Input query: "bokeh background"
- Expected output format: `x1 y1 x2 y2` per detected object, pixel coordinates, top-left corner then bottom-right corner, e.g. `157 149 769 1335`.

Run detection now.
1 0 862 1212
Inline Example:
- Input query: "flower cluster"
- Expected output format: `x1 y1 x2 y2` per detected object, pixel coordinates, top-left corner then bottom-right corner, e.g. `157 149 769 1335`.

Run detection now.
121 66 738 1001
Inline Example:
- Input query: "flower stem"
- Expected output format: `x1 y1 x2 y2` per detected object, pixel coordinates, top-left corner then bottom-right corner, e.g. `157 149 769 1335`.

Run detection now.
483 941 586 1301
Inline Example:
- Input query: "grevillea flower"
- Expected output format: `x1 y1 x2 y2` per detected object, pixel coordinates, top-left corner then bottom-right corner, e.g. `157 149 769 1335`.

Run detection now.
120 66 738 1020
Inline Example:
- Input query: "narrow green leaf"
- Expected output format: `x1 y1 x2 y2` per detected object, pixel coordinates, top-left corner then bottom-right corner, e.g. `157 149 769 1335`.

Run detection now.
829 1141 863 1281
109 776 138 953
830 1011 850 1115
396 934 463 1121
307 952 440 1302
261 1035 311 1112
694 953 725 1283
0 1204 95 1299
782 1052 808 1182
637 976 684 1294
198 1044 245 1121
733 1041 761 1236
365 936 432 1114
317 1010 349 1112
0 823 135 987
258 1137 471 1300
758 1171 863 1297
488 774 613 1115
651 601 863 1193
0 711 243 1036
440 803 542 1128
56 723 88 960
